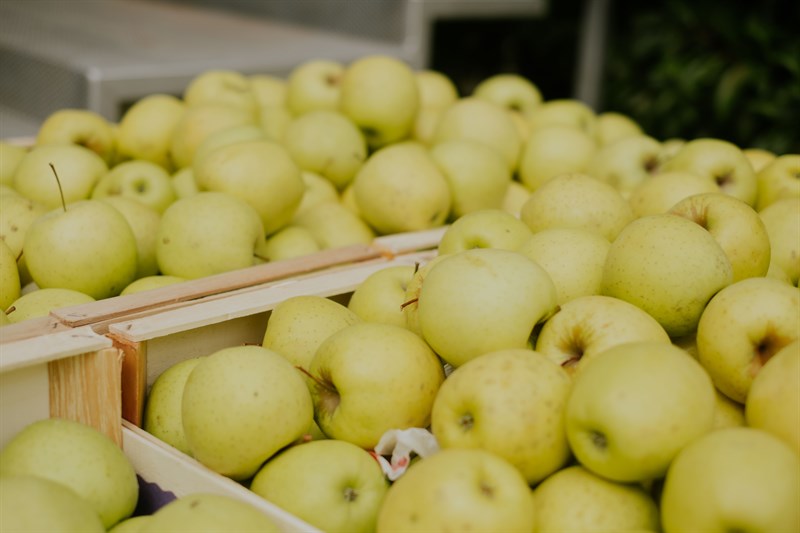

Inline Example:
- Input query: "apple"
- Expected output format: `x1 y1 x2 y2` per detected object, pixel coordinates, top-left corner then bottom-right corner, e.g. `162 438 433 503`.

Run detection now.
535 294 671 374
305 322 444 449
183 69 258 117
0 418 139 528
0 238 20 310
525 98 597 137
0 141 27 187
191 123 267 170
292 201 375 249
258 104 293 142
92 159 176 214
436 208 532 255
566 341 716 482
430 138 512 218
36 108 116 165
431 348 571 484
5 287 95 323
627 170 720 217
376 448 536 532
0 309 10 326
339 55 419 149
352 141 451 234
181 345 313 480
108 516 152 533
249 73 287 109
256 225 320 261
156 191 264 279
743 146 776 173
502 179 531 217
141 493 280 532
411 105 446 146
339 181 360 214
99 196 161 278
262 294 361 371
660 427 800 533
746 340 800 453
282 110 367 190
250 439 389 533
168 103 254 169
292 170 341 220
517 227 611 306
472 73 542 116
594 111 644 146
759 198 800 286
414 69 459 109
120 275 186 295
519 172 634 242
286 59 344 116
712 387 746 429
401 255 448 337
601 213 733 337
661 137 758 206
517 125 597 191
532 465 660 532
170 166 199 199
755 153 800 210
587 134 663 197
695 277 799 404
416 248 558 367
347 264 415 328
659 137 686 162
116 94 186 170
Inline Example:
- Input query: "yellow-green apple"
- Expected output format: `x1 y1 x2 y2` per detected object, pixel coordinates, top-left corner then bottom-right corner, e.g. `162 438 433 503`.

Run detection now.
193 140 304 235
659 137 686 163
401 255 447 337
35 108 116 165
0 238 20 310
250 439 389 533
13 144 107 208
517 228 611 305
249 73 287 109
565 341 716 482
601 213 734 337
23 199 138 299
347 265 415 328
695 277 799 403
759 197 800 286
258 104 293 142
292 170 340 220
107 515 152 533
292 201 375 249
437 208 532 255
627 170 720 217
99 196 161 278
532 465 660 532
535 294 671 374
414 69 458 109
339 55 419 149
262 294 361 370
283 110 367 190
352 141 450 234
587 134 663 197
662 138 758 206
181 345 313 480
257 225 320 261
525 98 597 137
339 181 360 214
411 105 446 146
431 97 521 172
191 123 267 170
168 103 253 169
520 172 634 241
141 493 280 533
755 153 800 210
143 357 204 455
0 141 27 186
156 191 264 279
430 138 512 218
712 387 746 429
431 348 572 483
5 287 94 323
472 73 542 116
502 179 531 216
116 94 185 170
0 309 9 326
286 59 344 116
305 322 444 448
0 418 138 528
518 125 597 191
743 147 776 173
746 340 799 453
120 275 186 295
594 111 644 146
416 248 558 367
91 159 176 213
660 427 800 533
376 448 536 532
183 69 258 117
170 166 198 199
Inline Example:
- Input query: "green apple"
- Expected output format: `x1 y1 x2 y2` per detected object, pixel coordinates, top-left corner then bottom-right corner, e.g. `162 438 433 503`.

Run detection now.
249 73 287 109
659 137 686 162
431 97 521 172
183 69 258 117
262 294 361 371
283 110 367 190
660 427 800 533
286 59 344 116
0 141 27 187
258 105 293 142
595 111 644 146
532 465 660 532
293 201 375 249
0 308 9 326
587 134 663 197
339 55 419 149
250 439 389 533
601 213 733 337
92 159 176 214
257 225 320 261
414 69 458 109
695 277 799 404
0 418 138 528
0 238 20 310
5 287 95 323
755 153 800 210
502 179 532 216
411 105 446 146
535 294 671 374
141 493 280 533
430 138 512 218
759 198 800 286
169 103 254 169
401 255 448 337
339 181 360 214
156 191 263 279
437 208 532 255
36 108 116 165
432 348 571 483
181 345 313 480
520 172 634 241
352 141 451 234
517 227 611 306
627 170 720 217
99 196 161 278
108 515 152 533
518 125 597 191
347 265 415 328
306 322 444 448
743 147 777 173
143 357 204 455
712 387 745 429
170 166 199 199
746 340 800 454
191 123 267 170
472 73 542 116
116 94 186 170
662 137 758 206
120 275 186 295
13 144 107 208
376 448 536 532
669 192 771 281
0 191 42 284
193 139 304 235
292 170 341 220
525 98 597 137
0 475 105 532
416 248 558 367
566 341 716 482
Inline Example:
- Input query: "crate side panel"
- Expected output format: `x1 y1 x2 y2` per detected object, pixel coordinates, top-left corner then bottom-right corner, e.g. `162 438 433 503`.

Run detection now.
0 363 49 449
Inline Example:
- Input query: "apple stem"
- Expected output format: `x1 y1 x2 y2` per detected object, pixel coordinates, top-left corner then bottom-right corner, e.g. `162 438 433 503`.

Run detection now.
400 297 418 310
5 306 15 316
48 163 67 213
14 249 23 263
294 365 337 394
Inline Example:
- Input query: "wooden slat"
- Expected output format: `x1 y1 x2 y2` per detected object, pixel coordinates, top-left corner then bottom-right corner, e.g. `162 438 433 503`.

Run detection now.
0 315 71 345
112 335 147 428
0 326 112 372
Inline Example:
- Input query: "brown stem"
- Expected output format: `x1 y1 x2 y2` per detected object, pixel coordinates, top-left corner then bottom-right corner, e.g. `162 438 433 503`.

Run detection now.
48 163 67 213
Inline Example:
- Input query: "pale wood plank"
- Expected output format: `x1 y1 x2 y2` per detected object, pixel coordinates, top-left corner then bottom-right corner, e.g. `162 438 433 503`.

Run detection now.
0 326 112 373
